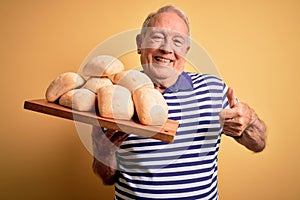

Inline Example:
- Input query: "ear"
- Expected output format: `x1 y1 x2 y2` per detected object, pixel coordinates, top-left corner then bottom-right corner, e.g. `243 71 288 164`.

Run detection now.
136 34 142 54
185 46 190 54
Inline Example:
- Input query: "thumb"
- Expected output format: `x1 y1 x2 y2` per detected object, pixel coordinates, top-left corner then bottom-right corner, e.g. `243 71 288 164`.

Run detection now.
227 87 237 108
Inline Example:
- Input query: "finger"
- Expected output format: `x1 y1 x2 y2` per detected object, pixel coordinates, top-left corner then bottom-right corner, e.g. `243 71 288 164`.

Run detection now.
227 87 237 108
111 132 130 147
104 129 117 139
222 125 243 137
223 119 242 127
222 119 245 134
219 109 237 120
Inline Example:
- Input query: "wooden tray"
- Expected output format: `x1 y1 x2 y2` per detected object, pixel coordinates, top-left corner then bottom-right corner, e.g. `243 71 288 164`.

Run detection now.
23 99 178 143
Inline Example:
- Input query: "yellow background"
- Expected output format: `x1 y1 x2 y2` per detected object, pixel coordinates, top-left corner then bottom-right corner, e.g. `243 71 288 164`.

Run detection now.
1 0 299 199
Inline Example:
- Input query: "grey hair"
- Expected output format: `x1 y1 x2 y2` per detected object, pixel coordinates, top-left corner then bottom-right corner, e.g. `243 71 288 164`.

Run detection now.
140 5 190 40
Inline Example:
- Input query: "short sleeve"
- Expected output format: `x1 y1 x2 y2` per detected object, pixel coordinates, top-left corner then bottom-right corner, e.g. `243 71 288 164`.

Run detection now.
222 82 229 109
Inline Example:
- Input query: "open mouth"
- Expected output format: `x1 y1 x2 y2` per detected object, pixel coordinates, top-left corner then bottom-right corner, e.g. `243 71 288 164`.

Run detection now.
154 56 173 63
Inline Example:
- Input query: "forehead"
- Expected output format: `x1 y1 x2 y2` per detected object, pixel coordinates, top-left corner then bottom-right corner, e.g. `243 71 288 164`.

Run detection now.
148 11 189 36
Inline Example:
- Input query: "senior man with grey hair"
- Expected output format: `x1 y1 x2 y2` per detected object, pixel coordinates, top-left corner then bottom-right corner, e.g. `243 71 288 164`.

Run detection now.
92 5 266 200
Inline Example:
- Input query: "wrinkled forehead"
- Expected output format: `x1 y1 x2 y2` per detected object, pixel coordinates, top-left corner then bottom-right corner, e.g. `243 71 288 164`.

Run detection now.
144 27 189 39
147 12 189 36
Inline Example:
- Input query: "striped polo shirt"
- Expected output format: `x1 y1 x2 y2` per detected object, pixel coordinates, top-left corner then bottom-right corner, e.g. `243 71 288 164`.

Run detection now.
115 72 228 200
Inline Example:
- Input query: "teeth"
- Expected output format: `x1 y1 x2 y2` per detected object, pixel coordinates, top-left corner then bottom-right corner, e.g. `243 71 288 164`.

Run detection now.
155 56 172 63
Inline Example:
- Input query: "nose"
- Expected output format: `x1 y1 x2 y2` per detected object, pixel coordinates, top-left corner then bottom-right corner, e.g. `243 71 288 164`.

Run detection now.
159 39 173 54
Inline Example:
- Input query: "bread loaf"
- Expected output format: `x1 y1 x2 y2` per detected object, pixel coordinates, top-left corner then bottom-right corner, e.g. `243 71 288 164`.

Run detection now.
112 70 154 93
82 55 124 77
83 77 113 93
45 72 86 102
59 88 96 111
133 87 168 125
97 85 134 120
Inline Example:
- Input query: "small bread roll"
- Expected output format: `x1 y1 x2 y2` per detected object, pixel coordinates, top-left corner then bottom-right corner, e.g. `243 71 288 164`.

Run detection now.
45 72 86 102
112 70 154 93
133 87 168 125
59 88 96 111
97 85 134 120
83 77 113 93
82 55 124 77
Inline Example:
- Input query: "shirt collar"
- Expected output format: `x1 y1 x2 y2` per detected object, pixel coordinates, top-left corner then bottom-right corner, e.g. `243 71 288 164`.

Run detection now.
164 72 194 93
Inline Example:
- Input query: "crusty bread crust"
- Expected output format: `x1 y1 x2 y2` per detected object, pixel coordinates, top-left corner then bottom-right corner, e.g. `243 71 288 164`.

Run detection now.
133 87 168 125
83 77 113 93
112 70 154 93
59 88 96 111
45 72 86 102
97 85 134 120
82 55 124 77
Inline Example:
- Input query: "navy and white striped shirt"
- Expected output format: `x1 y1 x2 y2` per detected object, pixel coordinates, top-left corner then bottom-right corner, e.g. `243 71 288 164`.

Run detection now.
115 72 228 200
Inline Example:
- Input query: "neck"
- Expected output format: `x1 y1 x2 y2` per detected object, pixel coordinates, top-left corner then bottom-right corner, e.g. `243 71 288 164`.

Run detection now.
152 76 178 93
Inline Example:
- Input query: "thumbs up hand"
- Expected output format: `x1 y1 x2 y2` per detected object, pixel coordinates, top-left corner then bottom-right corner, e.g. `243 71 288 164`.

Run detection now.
219 87 255 137
227 87 237 108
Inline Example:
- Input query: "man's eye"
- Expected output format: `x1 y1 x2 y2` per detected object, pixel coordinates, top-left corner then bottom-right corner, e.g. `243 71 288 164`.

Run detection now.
151 35 164 41
174 39 184 47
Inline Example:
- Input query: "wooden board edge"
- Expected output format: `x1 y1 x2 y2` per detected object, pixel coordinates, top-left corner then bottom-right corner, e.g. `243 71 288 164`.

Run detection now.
23 99 178 143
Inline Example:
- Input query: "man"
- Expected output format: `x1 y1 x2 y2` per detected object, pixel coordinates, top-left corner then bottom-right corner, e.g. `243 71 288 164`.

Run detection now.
92 5 266 200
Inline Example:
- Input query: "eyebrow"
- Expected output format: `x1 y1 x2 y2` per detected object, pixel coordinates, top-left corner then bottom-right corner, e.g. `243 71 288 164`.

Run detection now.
148 28 187 38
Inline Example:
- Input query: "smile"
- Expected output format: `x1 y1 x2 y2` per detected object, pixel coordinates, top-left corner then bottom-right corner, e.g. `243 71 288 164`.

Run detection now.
154 56 173 63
